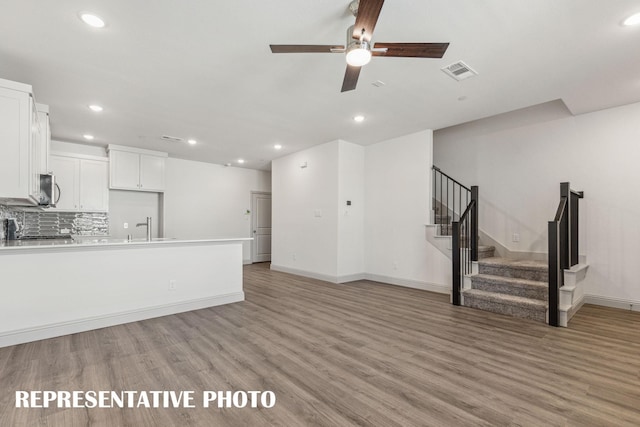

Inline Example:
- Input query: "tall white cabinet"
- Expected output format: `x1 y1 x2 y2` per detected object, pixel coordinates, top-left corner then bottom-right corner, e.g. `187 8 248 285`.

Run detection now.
0 78 44 206
49 153 109 212
108 145 167 192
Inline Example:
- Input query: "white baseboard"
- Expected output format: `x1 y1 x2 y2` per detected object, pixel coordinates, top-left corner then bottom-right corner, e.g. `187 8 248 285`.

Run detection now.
364 273 450 294
337 273 367 283
584 294 640 312
269 265 449 294
0 292 245 348
269 265 366 284
243 259 252 265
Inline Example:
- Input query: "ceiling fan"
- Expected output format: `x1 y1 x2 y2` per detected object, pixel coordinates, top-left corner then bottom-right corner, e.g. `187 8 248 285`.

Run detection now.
269 0 449 92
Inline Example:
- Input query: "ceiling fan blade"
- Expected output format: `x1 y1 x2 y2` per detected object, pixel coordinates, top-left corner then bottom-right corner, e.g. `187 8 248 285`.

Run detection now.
270 44 345 53
372 42 449 58
341 65 361 92
352 0 385 41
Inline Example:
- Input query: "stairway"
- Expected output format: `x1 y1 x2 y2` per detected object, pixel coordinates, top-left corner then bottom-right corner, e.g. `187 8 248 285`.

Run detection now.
463 258 549 322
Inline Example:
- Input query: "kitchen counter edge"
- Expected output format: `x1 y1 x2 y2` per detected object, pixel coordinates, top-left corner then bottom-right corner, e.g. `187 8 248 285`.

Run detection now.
0 238 252 254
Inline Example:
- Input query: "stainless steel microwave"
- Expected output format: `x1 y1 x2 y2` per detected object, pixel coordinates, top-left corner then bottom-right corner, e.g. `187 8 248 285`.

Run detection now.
39 173 58 207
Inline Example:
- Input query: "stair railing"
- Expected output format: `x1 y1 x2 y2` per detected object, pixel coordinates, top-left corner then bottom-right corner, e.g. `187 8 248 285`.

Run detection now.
432 166 471 234
451 186 479 306
548 182 583 326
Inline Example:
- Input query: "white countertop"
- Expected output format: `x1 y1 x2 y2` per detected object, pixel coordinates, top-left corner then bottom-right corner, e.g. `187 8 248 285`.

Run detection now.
0 237 252 253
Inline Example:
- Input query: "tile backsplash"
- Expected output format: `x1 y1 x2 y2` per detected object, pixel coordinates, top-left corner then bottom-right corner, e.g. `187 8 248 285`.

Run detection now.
0 205 108 239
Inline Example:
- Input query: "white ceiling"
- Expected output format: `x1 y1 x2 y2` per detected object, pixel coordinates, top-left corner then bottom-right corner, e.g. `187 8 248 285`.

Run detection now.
1 1 640 170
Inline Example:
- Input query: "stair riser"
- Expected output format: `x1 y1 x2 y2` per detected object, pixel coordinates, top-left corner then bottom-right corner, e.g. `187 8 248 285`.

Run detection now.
479 264 548 282
435 215 451 223
478 248 495 260
471 278 547 301
463 295 546 322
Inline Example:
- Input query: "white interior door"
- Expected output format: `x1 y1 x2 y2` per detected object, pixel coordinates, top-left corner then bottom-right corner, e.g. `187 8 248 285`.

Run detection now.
251 192 272 263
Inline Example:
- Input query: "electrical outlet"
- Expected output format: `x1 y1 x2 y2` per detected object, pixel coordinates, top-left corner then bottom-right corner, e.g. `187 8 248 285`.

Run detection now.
169 280 177 291
512 233 520 242
123 223 129 229
393 261 399 270
292 253 297 261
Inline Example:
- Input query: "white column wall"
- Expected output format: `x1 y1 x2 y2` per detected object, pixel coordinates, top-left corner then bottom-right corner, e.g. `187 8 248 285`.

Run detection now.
271 141 340 279
364 130 450 291
271 130 451 291
337 141 365 279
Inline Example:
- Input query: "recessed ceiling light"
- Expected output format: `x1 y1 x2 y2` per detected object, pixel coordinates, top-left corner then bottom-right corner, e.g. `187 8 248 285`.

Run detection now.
83 134 95 140
79 13 105 28
274 144 282 150
623 12 640 26
88 105 103 112
238 159 245 164
187 139 197 145
353 115 365 122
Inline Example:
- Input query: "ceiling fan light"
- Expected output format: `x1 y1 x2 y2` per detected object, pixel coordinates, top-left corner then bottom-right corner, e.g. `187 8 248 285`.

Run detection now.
346 45 372 67
623 12 640 26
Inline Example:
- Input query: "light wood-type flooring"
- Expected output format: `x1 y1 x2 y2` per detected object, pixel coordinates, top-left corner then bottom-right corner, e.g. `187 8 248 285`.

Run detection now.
1 263 639 426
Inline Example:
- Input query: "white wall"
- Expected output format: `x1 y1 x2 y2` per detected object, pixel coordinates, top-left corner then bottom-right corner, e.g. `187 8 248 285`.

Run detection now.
51 140 106 157
365 130 450 291
163 157 271 262
434 99 640 304
109 190 161 239
271 141 340 278
271 131 451 290
337 142 365 278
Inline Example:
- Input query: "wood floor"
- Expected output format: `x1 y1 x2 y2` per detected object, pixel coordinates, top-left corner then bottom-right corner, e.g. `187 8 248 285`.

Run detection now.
1 263 639 426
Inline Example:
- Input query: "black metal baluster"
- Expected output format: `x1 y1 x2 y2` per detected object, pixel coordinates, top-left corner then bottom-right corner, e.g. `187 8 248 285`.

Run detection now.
446 177 449 234
432 167 436 221
440 172 443 231
452 221 461 306
471 186 479 262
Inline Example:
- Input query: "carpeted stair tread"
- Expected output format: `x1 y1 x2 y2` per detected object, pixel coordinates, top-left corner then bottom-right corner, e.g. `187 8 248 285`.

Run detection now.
478 257 548 281
463 288 547 308
471 273 547 300
462 289 547 322
479 257 547 269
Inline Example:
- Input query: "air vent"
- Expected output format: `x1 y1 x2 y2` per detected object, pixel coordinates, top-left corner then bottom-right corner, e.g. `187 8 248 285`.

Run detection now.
441 61 478 81
160 135 184 143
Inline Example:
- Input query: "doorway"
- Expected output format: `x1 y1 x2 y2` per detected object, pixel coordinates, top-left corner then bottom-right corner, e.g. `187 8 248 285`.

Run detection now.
251 191 272 263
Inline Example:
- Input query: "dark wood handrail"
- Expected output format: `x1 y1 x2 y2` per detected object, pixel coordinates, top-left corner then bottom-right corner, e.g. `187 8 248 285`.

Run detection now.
432 165 471 192
554 197 567 222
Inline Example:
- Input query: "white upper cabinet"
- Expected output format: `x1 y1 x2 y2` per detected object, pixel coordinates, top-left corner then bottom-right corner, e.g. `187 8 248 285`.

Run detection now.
49 153 109 212
109 150 140 189
0 78 42 206
108 145 167 192
139 153 165 191
79 159 109 211
49 155 79 211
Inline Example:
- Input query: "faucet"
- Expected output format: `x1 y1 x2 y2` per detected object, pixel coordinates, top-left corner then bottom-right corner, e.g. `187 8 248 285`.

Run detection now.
136 217 152 241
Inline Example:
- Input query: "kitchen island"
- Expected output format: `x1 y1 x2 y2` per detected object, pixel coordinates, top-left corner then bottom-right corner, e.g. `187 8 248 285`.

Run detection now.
0 237 251 347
